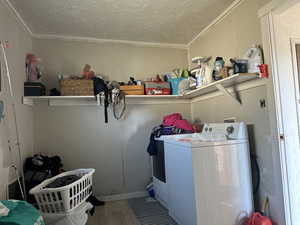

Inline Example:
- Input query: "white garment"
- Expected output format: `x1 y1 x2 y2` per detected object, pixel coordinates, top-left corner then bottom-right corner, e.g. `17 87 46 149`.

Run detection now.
0 201 9 217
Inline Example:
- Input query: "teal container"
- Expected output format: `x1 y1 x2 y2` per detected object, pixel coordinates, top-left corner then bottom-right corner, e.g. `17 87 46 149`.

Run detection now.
169 77 185 95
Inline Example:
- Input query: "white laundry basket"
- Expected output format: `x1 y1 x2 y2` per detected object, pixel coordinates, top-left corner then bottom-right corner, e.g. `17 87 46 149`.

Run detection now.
30 168 95 214
42 202 93 225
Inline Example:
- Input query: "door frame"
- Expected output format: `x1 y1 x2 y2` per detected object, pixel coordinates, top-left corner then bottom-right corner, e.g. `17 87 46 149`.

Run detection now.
290 38 300 125
259 1 300 225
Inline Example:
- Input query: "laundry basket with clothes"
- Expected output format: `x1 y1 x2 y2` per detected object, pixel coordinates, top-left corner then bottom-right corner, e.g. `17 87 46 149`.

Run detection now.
29 168 94 225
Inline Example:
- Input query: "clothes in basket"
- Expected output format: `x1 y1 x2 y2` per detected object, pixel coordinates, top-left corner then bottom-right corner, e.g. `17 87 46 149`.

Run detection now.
45 175 81 188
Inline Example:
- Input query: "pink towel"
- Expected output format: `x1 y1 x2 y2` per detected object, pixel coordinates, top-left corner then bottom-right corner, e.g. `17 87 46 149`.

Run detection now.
174 119 194 131
163 113 182 126
163 113 194 131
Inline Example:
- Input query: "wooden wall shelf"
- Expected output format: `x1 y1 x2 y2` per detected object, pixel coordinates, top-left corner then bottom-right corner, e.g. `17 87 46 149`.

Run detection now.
23 73 259 106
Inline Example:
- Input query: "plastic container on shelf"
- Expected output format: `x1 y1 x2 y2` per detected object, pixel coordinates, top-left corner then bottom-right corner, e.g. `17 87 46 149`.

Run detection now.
169 77 185 95
244 44 263 74
29 168 95 214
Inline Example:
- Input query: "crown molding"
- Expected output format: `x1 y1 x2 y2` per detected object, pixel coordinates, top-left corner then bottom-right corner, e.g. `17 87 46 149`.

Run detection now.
187 0 245 47
33 34 188 50
258 0 300 18
2 0 33 35
258 0 280 17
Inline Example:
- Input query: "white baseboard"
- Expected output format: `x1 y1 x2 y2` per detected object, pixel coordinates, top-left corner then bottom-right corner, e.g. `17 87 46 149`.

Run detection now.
98 191 148 202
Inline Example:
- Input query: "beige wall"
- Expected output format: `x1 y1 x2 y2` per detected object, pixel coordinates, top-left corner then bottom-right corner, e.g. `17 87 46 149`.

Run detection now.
189 0 269 66
33 38 188 91
32 40 189 196
34 103 191 197
0 1 285 223
188 0 285 224
0 1 34 199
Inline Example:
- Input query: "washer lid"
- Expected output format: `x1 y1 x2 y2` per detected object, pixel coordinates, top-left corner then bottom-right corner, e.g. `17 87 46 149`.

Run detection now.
164 137 248 148
155 133 195 141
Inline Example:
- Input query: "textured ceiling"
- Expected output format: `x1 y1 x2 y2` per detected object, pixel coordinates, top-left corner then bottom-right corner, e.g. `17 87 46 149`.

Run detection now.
9 0 235 44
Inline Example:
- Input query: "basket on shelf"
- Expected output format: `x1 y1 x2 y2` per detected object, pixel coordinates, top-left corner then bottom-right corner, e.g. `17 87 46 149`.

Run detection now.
29 168 95 214
60 79 94 96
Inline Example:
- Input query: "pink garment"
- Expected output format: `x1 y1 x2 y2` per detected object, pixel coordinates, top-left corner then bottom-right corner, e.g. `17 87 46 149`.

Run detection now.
26 53 39 81
163 113 182 126
163 113 194 132
174 119 194 131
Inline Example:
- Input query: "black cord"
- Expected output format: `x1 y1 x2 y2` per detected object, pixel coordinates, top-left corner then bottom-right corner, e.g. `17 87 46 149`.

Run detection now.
112 91 126 120
251 153 260 195
104 90 109 123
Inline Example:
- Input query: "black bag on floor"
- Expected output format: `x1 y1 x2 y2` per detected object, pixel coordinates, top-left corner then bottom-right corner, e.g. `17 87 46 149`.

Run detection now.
25 154 63 174
24 154 64 203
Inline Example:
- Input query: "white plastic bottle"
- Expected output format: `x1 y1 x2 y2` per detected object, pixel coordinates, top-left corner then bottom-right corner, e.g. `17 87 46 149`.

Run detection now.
244 44 263 73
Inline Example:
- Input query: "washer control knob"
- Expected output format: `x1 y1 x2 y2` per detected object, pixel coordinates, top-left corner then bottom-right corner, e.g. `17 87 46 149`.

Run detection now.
226 126 234 134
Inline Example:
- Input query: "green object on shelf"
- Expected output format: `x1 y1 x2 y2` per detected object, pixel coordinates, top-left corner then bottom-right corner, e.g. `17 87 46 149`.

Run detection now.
181 69 189 78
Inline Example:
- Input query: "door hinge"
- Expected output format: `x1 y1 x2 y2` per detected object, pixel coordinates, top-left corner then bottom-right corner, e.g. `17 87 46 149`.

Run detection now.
279 134 285 140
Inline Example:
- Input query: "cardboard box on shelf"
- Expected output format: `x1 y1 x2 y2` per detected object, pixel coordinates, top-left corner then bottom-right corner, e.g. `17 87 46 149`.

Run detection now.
120 85 145 95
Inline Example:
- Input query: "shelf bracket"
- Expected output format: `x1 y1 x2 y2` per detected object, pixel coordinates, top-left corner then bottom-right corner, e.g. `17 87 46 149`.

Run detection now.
215 84 242 105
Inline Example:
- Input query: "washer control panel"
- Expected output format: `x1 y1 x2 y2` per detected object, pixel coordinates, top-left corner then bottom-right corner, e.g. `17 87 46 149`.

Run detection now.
202 123 247 140
226 126 234 134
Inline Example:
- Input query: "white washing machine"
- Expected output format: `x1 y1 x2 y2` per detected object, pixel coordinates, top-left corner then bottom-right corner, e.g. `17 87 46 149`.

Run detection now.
164 123 253 225
153 134 194 209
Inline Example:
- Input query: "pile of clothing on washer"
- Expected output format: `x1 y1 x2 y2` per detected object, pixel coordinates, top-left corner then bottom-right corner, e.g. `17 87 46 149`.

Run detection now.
147 113 196 156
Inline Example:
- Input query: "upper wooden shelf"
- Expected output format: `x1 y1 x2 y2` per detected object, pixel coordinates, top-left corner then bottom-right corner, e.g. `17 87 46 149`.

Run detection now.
181 73 259 99
23 73 259 106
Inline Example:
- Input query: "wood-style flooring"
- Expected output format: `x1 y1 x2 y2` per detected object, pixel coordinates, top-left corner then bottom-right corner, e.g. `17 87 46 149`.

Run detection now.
88 200 141 225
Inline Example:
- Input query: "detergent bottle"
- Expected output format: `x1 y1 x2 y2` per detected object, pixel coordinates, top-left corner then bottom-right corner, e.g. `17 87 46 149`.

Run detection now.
244 44 263 74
